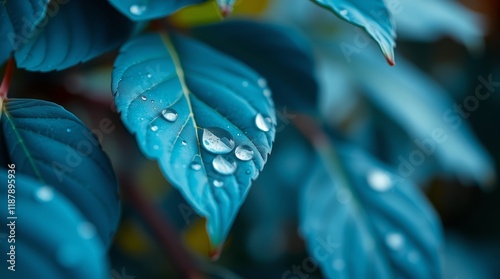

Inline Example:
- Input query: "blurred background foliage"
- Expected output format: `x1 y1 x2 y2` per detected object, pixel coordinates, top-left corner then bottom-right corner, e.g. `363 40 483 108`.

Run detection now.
5 0 500 278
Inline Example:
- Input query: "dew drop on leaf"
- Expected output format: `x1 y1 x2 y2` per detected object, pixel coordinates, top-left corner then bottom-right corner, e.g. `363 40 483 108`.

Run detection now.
213 179 224 187
213 155 237 175
235 145 254 161
385 232 404 250
77 222 96 239
255 113 272 132
340 9 349 16
258 78 267 88
191 156 202 171
129 4 146 16
181 140 187 146
202 127 235 154
66 128 71 133
367 170 392 192
263 89 271 98
161 108 178 122
34 186 54 202
151 125 158 132
141 95 147 101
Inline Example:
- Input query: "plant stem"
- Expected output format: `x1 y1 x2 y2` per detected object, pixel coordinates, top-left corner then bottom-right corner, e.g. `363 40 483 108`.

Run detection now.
120 177 204 279
0 58 15 100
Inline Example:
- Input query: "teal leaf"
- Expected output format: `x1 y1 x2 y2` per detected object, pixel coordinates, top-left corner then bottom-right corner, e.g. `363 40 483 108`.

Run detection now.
112 32 276 247
300 141 443 279
0 170 108 279
0 99 120 247
191 20 318 113
311 0 396 65
354 49 495 185
0 6 14 66
7 0 134 72
108 0 206 21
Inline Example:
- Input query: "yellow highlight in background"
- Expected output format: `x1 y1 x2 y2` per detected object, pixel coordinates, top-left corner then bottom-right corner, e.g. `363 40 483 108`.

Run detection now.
170 0 269 28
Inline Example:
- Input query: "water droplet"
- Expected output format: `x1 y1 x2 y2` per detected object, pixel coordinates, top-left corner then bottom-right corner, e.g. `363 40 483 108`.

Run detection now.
367 170 392 191
153 145 159 150
35 187 53 202
147 73 152 78
213 155 237 175
263 89 271 97
213 180 224 187
242 81 249 87
191 156 202 170
130 4 146 16
77 222 96 239
202 127 235 154
140 117 145 121
66 128 71 133
385 233 404 250
141 95 147 101
258 78 267 88
245 169 251 175
151 125 158 132
340 9 348 16
255 113 272 132
333 259 345 270
336 189 352 204
181 140 187 146
235 145 254 161
161 108 178 122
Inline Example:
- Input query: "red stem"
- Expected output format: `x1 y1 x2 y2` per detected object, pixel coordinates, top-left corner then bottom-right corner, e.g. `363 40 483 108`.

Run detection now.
0 58 15 99
120 177 203 279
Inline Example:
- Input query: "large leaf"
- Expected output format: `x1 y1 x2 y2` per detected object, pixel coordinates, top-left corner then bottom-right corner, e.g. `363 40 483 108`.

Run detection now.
0 6 14 66
393 0 485 50
300 141 443 279
112 32 276 247
0 99 120 246
108 0 206 21
191 20 318 113
354 49 495 185
0 171 108 279
310 0 396 65
6 0 134 71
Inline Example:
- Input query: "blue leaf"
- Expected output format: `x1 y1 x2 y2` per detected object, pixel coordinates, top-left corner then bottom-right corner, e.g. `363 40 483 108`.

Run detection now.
7 0 134 72
0 170 108 279
112 32 276 247
191 20 318 113
108 0 206 21
353 49 495 185
310 0 396 65
0 6 14 66
300 142 443 279
1 99 120 247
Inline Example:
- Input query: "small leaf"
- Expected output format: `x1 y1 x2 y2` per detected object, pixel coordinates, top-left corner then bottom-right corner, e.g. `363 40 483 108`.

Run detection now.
0 170 108 279
191 19 318 113
310 0 396 65
0 99 120 246
108 0 206 21
7 0 134 71
300 141 443 279
112 32 275 247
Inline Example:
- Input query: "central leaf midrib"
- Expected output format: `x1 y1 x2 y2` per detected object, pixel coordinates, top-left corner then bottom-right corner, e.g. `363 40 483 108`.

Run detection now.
2 103 45 184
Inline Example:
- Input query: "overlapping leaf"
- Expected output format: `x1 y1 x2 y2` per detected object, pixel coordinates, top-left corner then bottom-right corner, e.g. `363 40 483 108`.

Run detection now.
310 0 396 65
300 141 443 279
0 6 15 66
191 20 318 113
108 0 206 21
1 99 120 246
0 171 108 279
112 32 276 246
4 0 134 71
